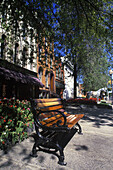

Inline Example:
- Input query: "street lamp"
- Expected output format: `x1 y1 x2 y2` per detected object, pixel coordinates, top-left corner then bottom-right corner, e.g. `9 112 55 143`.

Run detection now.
109 69 113 105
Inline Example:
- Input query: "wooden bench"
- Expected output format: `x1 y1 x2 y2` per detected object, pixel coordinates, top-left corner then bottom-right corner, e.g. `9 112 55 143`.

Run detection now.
30 98 84 165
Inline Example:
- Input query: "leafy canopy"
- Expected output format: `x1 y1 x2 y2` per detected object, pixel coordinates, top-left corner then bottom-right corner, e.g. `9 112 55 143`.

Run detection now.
1 0 113 92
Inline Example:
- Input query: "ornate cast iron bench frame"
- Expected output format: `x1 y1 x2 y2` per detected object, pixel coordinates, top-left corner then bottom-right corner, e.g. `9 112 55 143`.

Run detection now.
30 98 84 165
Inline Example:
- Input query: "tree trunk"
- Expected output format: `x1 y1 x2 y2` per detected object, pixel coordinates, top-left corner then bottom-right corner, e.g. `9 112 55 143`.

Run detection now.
74 63 77 99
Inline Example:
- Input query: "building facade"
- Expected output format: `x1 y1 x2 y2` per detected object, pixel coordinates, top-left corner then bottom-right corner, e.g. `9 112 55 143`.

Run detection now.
37 37 65 98
61 57 74 99
0 3 65 99
37 36 56 98
0 7 43 99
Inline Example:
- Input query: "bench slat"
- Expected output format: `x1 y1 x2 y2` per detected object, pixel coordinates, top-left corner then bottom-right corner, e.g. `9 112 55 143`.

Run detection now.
66 114 84 128
36 99 63 112
40 105 63 111
37 101 62 107
40 116 65 127
35 98 61 103
40 115 63 126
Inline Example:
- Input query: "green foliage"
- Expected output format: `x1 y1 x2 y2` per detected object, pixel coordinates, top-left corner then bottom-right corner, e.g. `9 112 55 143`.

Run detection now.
53 0 113 55
1 0 113 94
52 0 113 95
0 98 34 150
80 38 110 91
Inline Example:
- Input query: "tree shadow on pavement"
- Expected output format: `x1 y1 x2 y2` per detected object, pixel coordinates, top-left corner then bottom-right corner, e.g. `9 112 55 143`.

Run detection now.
0 106 113 169
83 108 113 128
74 144 89 151
0 137 38 168
0 157 13 169
66 106 113 128
0 136 59 169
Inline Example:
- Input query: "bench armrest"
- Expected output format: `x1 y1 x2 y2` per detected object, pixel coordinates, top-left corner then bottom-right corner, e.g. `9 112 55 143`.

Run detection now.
35 110 68 131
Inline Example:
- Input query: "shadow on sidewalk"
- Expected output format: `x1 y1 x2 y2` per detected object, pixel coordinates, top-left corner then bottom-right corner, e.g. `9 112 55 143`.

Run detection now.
1 105 112 169
0 138 35 169
66 105 113 128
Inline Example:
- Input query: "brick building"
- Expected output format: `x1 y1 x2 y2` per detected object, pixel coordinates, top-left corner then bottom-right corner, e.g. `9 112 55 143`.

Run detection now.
37 36 57 98
37 36 65 98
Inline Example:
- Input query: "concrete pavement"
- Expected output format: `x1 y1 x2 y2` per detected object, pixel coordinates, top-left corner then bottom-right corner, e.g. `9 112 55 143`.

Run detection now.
0 106 113 170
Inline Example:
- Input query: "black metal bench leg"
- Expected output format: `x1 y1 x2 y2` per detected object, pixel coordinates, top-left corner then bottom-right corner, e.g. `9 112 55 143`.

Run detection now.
30 137 41 157
57 145 67 166
30 142 38 157
76 122 83 134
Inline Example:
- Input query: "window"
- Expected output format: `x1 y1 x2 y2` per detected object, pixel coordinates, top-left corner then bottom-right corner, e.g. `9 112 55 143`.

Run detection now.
1 34 6 58
22 24 26 39
45 36 47 47
56 68 58 77
50 54 53 68
39 67 43 82
50 72 54 92
22 47 27 67
45 49 48 65
59 67 61 78
50 42 52 51
62 72 64 80
38 45 42 61
14 43 19 63
30 51 33 70
30 29 33 40
45 70 48 87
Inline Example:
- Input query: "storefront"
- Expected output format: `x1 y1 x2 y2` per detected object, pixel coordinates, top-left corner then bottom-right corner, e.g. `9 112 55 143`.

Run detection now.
0 60 44 100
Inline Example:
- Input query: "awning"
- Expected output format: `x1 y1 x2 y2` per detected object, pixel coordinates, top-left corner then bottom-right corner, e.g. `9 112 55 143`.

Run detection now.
0 66 44 88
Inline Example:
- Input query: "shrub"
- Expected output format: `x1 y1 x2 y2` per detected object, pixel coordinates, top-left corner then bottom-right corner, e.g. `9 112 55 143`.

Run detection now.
66 98 98 105
0 98 34 150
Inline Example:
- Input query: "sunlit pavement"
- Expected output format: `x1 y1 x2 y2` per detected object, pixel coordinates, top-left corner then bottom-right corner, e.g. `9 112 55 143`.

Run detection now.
0 106 113 170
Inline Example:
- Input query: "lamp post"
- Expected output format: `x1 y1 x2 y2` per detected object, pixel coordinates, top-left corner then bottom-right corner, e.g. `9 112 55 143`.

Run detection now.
109 69 113 105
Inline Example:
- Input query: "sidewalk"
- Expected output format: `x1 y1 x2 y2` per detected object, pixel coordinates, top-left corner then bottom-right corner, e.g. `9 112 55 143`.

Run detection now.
0 107 113 170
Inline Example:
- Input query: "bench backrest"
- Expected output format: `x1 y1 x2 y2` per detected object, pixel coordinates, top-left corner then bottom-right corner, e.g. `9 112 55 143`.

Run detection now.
35 98 64 112
33 98 67 129
32 98 84 130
